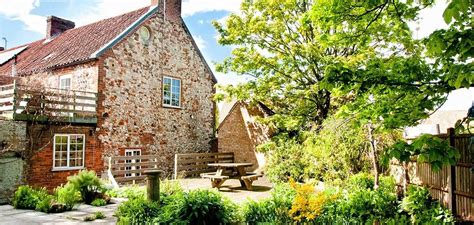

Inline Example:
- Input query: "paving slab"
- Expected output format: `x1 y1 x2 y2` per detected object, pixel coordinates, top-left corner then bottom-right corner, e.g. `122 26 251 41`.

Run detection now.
0 199 122 225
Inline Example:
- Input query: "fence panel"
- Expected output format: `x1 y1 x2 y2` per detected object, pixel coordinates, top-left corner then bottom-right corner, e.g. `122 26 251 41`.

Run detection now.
174 152 234 178
391 129 473 222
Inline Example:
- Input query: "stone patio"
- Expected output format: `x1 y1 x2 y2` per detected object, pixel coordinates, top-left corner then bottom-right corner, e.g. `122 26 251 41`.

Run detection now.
0 177 273 224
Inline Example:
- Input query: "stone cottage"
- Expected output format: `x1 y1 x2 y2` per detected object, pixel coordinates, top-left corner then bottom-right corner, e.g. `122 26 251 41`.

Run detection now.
0 0 216 191
218 101 274 172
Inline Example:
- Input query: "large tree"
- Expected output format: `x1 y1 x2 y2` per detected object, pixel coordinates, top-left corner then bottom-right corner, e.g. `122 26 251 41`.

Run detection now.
214 0 451 132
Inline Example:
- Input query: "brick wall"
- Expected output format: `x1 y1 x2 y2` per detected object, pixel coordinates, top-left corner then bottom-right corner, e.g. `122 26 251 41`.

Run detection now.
26 123 101 189
218 104 260 171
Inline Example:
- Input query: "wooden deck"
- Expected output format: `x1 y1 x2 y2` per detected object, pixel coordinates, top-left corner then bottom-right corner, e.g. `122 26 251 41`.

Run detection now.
0 82 97 124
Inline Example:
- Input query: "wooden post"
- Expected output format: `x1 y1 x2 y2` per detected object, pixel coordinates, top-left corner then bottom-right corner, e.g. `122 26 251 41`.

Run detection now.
447 128 456 215
144 169 163 202
12 80 17 117
174 154 178 180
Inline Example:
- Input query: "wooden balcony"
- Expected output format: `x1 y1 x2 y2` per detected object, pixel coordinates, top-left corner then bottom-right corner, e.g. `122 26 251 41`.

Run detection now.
0 82 97 124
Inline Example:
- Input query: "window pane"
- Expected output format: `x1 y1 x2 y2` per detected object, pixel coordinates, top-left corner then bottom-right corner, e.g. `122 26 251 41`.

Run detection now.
172 86 179 94
172 79 180 87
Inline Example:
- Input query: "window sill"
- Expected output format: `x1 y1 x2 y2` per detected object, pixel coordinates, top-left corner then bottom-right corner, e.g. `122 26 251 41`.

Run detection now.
162 105 182 110
51 167 84 172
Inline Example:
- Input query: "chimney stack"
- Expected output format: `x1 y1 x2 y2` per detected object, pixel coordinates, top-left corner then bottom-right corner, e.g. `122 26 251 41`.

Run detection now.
46 16 75 39
151 0 182 22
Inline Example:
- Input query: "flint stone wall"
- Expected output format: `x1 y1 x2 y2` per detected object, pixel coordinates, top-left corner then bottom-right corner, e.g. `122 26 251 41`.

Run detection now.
99 16 216 174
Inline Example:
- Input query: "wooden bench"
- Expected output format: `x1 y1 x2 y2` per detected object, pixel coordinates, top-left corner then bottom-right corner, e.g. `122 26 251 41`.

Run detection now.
200 172 229 189
240 173 263 191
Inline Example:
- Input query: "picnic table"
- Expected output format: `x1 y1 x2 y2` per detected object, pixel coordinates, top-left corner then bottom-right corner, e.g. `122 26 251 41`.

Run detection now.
201 163 263 190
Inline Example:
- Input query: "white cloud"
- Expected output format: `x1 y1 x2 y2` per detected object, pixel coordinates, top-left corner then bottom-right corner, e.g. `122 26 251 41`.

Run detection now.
182 0 241 17
0 0 45 34
193 35 206 49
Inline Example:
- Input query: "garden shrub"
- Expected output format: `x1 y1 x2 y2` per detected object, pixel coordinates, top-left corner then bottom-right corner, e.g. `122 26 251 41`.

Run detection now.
242 199 278 224
242 183 295 224
95 211 106 219
401 185 454 224
55 183 81 210
13 185 40 209
91 198 107 207
35 192 55 213
105 185 146 200
288 181 338 223
67 170 104 204
258 135 313 182
115 197 161 224
159 189 239 225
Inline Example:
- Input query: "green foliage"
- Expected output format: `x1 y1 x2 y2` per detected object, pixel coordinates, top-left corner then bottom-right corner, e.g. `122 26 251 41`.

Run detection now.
160 179 184 196
67 170 104 204
105 185 146 200
213 0 452 133
426 0 473 89
242 199 278 224
401 185 455 224
259 135 313 182
241 183 296 224
55 183 81 210
13 185 40 209
34 189 55 213
304 117 380 181
115 198 161 224
386 134 461 171
159 189 240 225
317 175 400 223
261 117 399 183
91 198 107 207
94 211 106 219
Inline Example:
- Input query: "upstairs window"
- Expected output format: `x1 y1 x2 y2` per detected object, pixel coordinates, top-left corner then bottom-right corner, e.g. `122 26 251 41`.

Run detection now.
163 76 181 108
59 75 71 91
53 134 85 170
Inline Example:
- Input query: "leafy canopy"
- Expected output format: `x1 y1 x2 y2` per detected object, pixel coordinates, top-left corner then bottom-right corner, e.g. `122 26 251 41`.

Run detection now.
214 0 452 133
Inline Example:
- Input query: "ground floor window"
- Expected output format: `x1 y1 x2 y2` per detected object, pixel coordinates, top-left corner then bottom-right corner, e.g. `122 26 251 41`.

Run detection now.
125 149 141 177
53 134 85 169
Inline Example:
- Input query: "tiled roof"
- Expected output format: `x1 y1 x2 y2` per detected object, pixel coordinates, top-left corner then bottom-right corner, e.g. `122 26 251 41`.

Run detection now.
0 7 150 76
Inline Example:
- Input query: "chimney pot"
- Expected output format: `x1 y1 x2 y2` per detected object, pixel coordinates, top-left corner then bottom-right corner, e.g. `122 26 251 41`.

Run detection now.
46 16 75 39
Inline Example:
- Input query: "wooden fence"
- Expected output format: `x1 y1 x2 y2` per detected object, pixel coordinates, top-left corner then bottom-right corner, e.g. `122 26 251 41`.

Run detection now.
391 128 473 222
109 155 161 184
174 152 234 179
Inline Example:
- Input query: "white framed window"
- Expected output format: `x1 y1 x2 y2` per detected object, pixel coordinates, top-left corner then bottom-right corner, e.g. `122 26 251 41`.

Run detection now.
125 149 141 178
163 76 181 108
53 134 85 170
59 75 72 91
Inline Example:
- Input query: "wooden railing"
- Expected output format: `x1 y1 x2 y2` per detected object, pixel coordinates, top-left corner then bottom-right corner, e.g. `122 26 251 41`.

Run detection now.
109 155 161 184
0 82 97 124
174 152 234 179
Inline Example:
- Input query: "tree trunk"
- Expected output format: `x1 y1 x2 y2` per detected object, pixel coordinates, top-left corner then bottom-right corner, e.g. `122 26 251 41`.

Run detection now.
403 161 410 194
367 123 380 190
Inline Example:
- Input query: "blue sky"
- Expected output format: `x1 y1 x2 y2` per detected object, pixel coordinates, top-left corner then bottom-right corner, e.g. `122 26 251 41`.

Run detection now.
0 0 248 85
